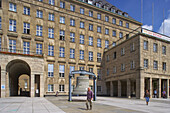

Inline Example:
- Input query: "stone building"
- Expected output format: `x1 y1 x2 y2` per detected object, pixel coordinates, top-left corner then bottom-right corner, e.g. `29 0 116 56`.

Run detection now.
102 28 170 99
0 0 142 97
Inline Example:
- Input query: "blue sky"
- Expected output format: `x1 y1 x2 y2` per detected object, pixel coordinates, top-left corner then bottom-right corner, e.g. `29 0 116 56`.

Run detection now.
106 0 170 36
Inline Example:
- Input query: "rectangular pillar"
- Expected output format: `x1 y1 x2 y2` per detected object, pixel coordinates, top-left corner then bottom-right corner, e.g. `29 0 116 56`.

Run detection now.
1 70 6 98
118 80 121 97
158 78 161 98
127 79 131 98
30 74 35 97
136 76 144 99
110 81 113 97
167 79 169 98
149 78 152 98
40 74 44 97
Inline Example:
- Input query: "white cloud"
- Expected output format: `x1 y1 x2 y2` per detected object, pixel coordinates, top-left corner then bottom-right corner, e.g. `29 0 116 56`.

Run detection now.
158 15 170 37
142 25 153 31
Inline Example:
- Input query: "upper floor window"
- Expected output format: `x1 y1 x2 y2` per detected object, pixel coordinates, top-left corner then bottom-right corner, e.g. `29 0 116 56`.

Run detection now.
111 8 116 13
48 64 54 77
59 65 65 77
89 24 93 31
97 13 101 20
48 28 54 38
126 23 129 28
80 21 84 28
36 25 43 36
97 38 101 47
70 19 75 26
60 1 65 8
36 10 43 18
96 3 101 8
49 0 55 5
60 30 65 40
162 62 166 71
153 43 158 52
121 64 125 72
70 48 75 59
60 16 65 24
80 8 84 14
153 60 158 70
80 50 84 60
59 47 65 57
89 36 93 46
97 53 101 62
9 3 16 12
9 19 16 32
144 59 148 68
105 16 109 22
113 66 116 73
97 26 101 33
89 10 93 17
36 43 42 55
118 11 122 15
113 52 116 59
23 41 30 54
70 5 75 12
49 13 54 21
89 51 93 61
105 28 109 35
24 7 30 15
9 39 16 53
80 34 84 44
112 18 116 24
48 45 54 56
130 43 135 51
23 23 30 34
121 48 125 55
70 32 75 42
130 61 135 69
143 40 148 50
119 20 123 26
112 42 116 47
119 32 123 38
105 40 109 48
162 46 166 55
112 30 116 37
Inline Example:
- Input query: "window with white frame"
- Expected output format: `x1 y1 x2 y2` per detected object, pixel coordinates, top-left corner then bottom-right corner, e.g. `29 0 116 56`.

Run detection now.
60 16 65 24
126 23 129 28
97 26 101 33
130 61 135 69
48 64 54 77
153 60 158 70
60 30 65 40
48 45 54 56
130 43 135 51
9 19 16 32
36 25 42 36
143 40 148 50
9 39 16 53
48 28 54 38
112 42 116 47
111 8 115 13
9 3 16 12
121 64 125 72
97 13 101 20
70 32 75 42
80 50 84 60
89 24 93 31
119 20 123 26
80 21 84 28
97 38 101 47
97 53 101 62
70 19 75 26
80 8 84 14
59 47 65 57
89 36 93 46
96 3 101 8
118 11 122 15
153 43 158 52
97 69 101 80
60 1 65 8
70 48 75 59
105 28 109 35
48 13 54 21
112 30 116 37
24 6 30 15
23 41 30 54
23 22 30 34
144 59 148 68
36 43 42 55
70 4 75 12
49 0 55 5
113 66 116 73
113 52 116 59
112 18 116 24
119 32 123 38
80 34 84 44
105 16 109 22
48 84 54 92
107 68 109 75
59 65 65 77
59 85 64 92
162 62 166 71
105 40 109 48
121 48 125 55
162 45 166 55
89 10 93 17
89 51 93 61
36 10 43 18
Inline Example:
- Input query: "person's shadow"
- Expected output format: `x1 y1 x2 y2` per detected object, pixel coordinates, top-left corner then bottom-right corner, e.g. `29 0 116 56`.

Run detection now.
78 108 87 110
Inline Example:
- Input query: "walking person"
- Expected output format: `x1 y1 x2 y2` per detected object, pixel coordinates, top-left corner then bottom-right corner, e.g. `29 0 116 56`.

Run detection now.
86 87 93 110
154 89 157 98
162 90 166 98
144 90 150 105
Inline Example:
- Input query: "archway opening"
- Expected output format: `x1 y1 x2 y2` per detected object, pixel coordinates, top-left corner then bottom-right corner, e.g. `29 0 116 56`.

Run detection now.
18 74 30 96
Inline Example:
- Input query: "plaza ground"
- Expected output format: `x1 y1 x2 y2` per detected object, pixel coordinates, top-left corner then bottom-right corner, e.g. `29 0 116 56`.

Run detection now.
0 96 170 113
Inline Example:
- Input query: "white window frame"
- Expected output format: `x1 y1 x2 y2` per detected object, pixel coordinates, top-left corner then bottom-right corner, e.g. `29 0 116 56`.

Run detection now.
89 51 93 61
49 13 54 21
48 28 54 38
70 48 75 59
9 39 16 53
36 25 43 36
9 19 16 32
23 41 30 54
144 59 148 68
48 64 54 77
80 50 84 60
105 40 109 48
48 84 54 92
89 36 93 46
48 45 54 56
24 6 30 15
59 65 65 78
70 32 75 42
9 3 16 12
59 47 65 57
36 43 42 55
97 39 101 47
36 10 43 18
80 35 84 44
60 16 65 24
59 85 64 92
23 22 30 34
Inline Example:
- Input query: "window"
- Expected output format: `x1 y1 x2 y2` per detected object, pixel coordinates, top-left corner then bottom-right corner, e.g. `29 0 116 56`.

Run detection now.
105 28 109 35
0 17 1 29
89 36 93 46
97 39 101 47
130 43 135 51
9 19 16 32
97 53 101 62
60 30 65 40
80 50 84 60
121 48 125 55
107 68 109 75
119 20 123 26
80 34 84 44
89 68 93 79
162 62 166 71
70 5 75 12
48 28 54 38
113 52 116 59
89 51 93 61
126 23 129 28
104 5 109 10
80 21 84 28
89 10 93 17
106 55 109 62
70 32 75 42
36 43 42 55
70 19 75 26
48 64 54 77
38 0 43 2
24 7 30 15
48 45 54 56
112 30 116 37
48 84 54 92
97 13 101 20
153 61 158 70
59 47 65 57
121 64 125 72
111 8 115 13
97 69 101 80
118 11 122 15
112 42 116 47
96 3 101 8
0 38 1 50
153 43 158 52
23 42 30 54
112 18 116 24
49 13 54 21
9 39 16 53
89 24 93 31
113 66 116 73
105 40 109 48
70 48 75 59
9 3 16 12
49 0 55 5
36 25 42 36
23 23 30 34
36 10 43 18
119 32 123 38
59 85 64 92
130 61 135 69
162 46 166 55
144 59 148 68
60 1 65 8
59 65 65 77
60 16 65 24
80 8 84 14
105 16 109 22
97 26 101 33
143 41 148 50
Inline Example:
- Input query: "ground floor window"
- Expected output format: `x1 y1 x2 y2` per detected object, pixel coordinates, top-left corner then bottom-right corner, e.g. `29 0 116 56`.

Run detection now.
59 85 64 92
48 84 54 92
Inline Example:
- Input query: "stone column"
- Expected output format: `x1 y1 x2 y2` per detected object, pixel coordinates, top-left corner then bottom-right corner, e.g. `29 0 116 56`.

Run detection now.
158 78 161 98
167 79 169 98
127 79 131 98
110 81 113 97
30 74 35 97
149 78 152 98
40 73 44 97
136 76 144 99
1 70 6 98
118 80 121 97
